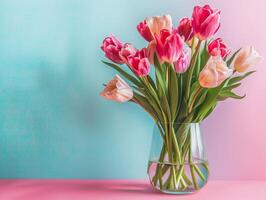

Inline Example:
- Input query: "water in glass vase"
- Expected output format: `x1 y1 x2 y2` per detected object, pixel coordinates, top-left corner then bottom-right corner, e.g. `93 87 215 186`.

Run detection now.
148 159 209 194
147 123 209 194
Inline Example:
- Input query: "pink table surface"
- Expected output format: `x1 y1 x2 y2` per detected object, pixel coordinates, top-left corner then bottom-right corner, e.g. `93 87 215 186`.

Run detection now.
0 179 265 200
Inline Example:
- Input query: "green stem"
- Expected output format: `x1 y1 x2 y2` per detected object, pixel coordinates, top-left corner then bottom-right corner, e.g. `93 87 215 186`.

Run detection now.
189 144 199 190
182 171 192 186
185 40 202 101
193 164 206 181
189 87 203 113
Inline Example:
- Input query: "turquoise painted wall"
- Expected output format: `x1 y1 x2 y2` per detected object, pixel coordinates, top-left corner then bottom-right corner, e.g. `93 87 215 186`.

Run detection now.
0 0 193 178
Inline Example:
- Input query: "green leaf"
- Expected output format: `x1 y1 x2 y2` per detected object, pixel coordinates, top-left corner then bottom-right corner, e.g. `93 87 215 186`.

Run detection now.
196 81 227 121
219 91 246 99
176 113 193 146
102 61 142 87
169 66 179 121
133 92 158 121
188 81 201 107
228 71 256 85
193 89 208 109
222 83 241 92
226 48 241 66
147 75 157 91
160 92 171 122
201 102 217 120
154 55 166 97
199 41 209 71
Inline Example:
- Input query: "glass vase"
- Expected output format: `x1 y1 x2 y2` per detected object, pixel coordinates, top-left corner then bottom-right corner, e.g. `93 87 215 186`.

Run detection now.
147 123 209 194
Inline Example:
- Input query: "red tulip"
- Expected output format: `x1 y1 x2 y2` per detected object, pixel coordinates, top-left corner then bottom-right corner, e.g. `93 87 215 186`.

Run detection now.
192 5 221 40
101 35 125 64
208 38 230 58
128 48 150 77
177 18 194 42
155 29 183 63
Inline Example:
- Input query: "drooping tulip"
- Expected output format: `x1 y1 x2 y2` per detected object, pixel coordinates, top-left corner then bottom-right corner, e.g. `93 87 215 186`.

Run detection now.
100 75 133 103
208 38 230 58
177 18 194 42
155 29 183 64
233 46 262 72
119 43 137 63
192 5 221 40
174 49 191 73
101 35 125 64
199 56 233 88
137 15 172 42
128 48 150 77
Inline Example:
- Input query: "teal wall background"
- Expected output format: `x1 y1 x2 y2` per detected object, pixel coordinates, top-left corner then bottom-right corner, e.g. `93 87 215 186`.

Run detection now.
0 0 193 178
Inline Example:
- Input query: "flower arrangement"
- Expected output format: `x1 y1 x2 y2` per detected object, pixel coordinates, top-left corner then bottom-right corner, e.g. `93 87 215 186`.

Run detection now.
100 4 262 193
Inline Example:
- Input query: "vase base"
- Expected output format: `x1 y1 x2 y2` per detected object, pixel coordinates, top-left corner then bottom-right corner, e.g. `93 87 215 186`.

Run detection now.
148 159 209 194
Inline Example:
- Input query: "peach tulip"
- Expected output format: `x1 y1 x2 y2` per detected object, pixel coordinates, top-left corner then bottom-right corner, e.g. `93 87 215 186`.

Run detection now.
137 15 172 42
100 75 133 103
233 46 262 72
199 56 233 88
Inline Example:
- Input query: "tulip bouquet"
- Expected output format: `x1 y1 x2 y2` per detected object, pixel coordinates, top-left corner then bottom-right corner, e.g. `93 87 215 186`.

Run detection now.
100 4 262 193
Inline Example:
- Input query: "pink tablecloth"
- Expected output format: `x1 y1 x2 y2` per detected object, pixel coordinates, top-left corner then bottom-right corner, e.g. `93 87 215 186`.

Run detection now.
0 179 265 200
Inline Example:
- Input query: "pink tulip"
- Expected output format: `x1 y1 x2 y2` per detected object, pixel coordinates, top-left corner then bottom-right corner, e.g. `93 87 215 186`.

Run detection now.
174 49 191 73
100 75 133 103
177 18 194 42
155 29 183 63
233 46 262 72
137 15 172 41
101 35 125 64
119 43 137 63
137 20 154 42
199 56 233 88
192 5 221 40
208 38 230 58
128 48 150 77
